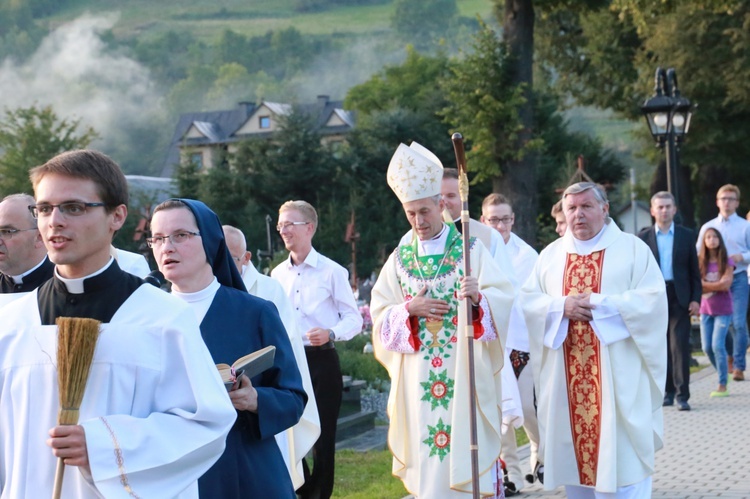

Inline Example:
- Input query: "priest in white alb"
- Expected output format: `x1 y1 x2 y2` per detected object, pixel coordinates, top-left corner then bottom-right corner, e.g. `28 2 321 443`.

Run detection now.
371 143 515 497
520 182 667 498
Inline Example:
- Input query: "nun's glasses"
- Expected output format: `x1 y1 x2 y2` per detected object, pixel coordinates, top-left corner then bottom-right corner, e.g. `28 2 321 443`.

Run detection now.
146 231 201 248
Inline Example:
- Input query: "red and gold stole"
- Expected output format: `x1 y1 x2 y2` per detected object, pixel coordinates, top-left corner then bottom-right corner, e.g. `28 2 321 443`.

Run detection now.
562 250 605 487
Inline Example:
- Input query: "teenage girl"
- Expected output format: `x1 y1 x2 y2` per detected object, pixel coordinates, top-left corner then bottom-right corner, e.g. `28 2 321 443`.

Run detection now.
698 228 734 397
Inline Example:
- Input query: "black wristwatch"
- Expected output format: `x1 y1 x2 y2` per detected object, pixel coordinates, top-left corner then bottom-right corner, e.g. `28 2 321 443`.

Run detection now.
328 329 336 341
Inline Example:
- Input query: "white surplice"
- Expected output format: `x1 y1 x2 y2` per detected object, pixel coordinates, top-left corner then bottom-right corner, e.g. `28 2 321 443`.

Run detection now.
520 221 667 493
241 264 321 490
113 247 151 278
0 285 236 498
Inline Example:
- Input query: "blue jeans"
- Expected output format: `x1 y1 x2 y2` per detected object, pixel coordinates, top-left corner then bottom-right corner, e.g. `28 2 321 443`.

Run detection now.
701 314 731 386
730 271 749 371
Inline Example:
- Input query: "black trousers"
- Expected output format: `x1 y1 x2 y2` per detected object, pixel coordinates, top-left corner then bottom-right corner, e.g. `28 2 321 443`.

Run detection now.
298 347 343 499
665 283 692 402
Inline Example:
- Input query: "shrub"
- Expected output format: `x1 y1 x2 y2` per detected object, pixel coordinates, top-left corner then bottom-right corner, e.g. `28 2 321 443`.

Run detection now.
338 333 388 388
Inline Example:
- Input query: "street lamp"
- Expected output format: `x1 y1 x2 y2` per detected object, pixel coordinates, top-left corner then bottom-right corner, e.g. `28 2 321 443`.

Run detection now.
641 67 693 209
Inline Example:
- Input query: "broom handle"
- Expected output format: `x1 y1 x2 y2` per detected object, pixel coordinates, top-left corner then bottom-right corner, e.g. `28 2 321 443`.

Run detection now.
52 457 65 499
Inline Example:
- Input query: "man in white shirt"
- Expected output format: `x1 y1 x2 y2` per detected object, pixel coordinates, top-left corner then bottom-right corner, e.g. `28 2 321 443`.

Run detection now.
481 193 541 494
696 184 750 381
223 224 321 491
521 182 667 497
271 201 363 499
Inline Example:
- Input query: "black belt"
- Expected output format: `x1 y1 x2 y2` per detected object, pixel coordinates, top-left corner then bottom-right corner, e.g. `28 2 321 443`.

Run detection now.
305 342 335 352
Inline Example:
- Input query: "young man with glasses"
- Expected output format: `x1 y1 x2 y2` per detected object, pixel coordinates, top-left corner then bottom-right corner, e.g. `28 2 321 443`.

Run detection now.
0 193 53 301
271 200 362 499
0 149 235 498
696 184 750 381
481 193 542 495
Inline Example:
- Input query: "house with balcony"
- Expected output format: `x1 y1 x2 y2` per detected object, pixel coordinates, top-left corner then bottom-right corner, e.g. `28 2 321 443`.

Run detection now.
160 95 355 178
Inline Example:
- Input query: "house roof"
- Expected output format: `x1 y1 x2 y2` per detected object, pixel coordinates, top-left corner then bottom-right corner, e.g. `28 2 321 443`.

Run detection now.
160 96 354 178
613 200 650 215
125 175 177 207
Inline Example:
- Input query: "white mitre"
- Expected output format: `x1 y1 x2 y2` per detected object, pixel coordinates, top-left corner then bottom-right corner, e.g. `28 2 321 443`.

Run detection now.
387 143 443 203
409 141 444 168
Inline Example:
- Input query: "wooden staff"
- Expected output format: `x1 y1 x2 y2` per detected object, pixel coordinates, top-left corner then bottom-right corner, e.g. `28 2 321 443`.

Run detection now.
451 132 480 498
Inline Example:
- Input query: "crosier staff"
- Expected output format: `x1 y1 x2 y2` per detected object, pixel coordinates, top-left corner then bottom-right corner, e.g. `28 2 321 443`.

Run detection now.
451 132 480 499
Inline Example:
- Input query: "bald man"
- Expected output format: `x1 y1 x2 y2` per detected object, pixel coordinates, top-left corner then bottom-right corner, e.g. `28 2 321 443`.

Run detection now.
0 194 53 301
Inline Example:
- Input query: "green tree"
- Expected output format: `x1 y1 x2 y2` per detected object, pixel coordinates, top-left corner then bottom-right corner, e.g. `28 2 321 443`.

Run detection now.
442 20 542 239
537 1 750 224
391 0 458 49
0 104 98 196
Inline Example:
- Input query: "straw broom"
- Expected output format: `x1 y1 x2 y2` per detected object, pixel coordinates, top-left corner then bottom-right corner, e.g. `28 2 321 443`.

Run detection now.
52 317 101 499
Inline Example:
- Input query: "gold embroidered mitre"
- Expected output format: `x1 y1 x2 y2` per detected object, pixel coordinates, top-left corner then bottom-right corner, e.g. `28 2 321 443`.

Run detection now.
387 143 443 203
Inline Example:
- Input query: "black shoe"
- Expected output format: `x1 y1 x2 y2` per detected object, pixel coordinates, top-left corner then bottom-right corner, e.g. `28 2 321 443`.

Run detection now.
663 395 674 407
504 480 519 496
534 462 544 485
525 473 535 484
677 400 691 411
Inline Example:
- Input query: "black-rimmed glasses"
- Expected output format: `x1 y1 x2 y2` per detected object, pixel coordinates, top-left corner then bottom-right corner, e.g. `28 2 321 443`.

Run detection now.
276 221 310 232
0 228 38 240
29 202 107 219
146 231 201 248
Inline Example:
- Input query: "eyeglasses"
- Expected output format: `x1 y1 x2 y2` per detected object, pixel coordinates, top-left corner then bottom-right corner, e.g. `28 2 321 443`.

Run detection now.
146 231 201 248
486 216 513 225
276 221 310 232
29 202 107 219
717 197 738 202
0 228 38 240
231 255 243 263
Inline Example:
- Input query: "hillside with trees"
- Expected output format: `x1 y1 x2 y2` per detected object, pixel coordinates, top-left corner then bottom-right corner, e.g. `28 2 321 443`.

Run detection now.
1 0 747 277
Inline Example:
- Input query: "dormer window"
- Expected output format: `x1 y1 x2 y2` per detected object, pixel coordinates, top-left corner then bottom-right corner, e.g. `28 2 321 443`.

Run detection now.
190 152 203 169
259 116 271 129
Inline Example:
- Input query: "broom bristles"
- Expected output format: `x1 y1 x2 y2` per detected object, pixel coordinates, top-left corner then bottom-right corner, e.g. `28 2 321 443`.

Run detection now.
55 317 101 425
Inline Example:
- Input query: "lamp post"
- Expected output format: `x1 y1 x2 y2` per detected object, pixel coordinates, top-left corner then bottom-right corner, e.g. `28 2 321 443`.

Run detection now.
641 67 693 210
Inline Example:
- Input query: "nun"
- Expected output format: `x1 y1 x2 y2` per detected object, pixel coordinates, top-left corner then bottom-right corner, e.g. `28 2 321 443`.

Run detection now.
149 198 306 498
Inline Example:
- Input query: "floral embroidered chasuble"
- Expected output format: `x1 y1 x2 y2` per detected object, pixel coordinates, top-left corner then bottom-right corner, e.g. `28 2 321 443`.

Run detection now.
370 225 515 497
563 251 605 487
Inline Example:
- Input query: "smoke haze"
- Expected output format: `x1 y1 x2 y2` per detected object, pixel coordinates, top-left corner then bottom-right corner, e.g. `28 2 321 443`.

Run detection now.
0 14 165 174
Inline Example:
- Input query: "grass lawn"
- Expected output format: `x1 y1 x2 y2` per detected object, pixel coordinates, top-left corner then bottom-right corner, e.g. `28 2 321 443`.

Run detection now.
333 428 531 498
333 449 407 499
48 0 495 42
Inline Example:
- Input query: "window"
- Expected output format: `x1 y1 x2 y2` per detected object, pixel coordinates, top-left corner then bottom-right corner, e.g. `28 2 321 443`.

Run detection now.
259 116 271 129
190 152 203 169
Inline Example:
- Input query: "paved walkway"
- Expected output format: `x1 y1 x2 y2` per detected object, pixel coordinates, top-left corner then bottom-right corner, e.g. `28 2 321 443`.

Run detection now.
518 362 750 497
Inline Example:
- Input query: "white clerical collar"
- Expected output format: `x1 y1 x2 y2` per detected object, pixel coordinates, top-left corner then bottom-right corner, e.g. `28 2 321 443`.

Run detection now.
417 223 448 256
56 257 114 294
572 222 608 255
172 277 220 302
9 256 47 283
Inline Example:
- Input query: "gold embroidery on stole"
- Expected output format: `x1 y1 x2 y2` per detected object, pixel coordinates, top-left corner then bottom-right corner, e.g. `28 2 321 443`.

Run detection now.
563 251 604 487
